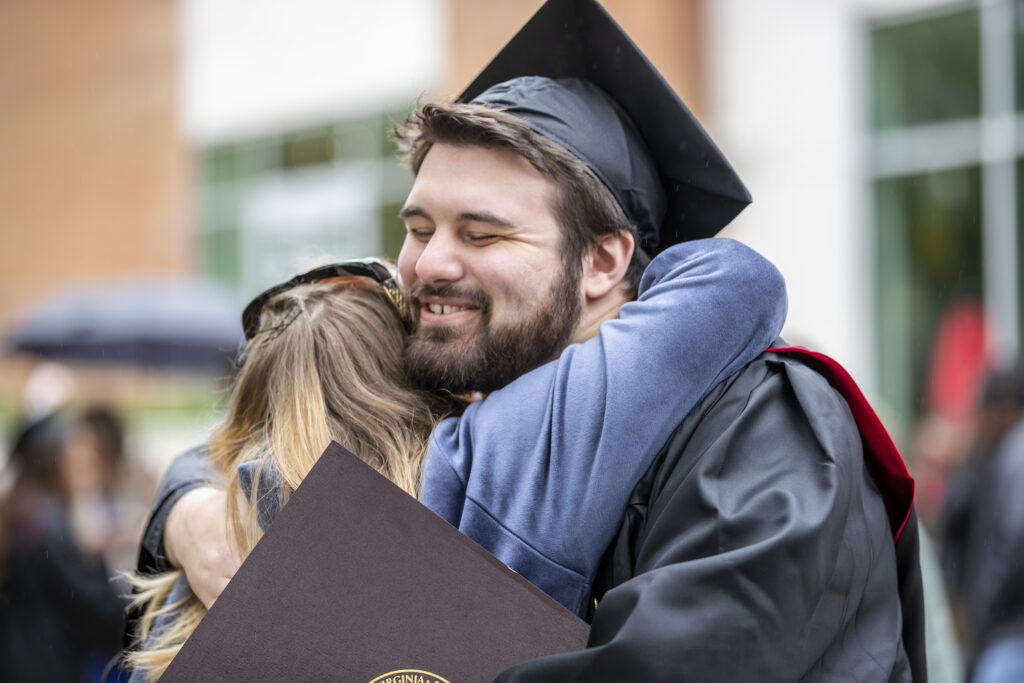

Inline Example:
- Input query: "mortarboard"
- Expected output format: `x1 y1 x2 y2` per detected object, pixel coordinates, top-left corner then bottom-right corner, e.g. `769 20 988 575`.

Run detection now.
460 0 751 254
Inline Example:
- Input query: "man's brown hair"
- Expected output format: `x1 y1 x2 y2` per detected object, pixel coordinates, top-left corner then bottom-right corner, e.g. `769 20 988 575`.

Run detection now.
394 102 650 295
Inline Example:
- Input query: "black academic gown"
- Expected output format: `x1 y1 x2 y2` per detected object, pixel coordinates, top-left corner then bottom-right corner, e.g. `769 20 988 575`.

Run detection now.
496 348 925 682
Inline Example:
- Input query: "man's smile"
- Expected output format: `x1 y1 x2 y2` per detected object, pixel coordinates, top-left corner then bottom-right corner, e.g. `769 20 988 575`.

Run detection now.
427 303 469 315
418 296 481 325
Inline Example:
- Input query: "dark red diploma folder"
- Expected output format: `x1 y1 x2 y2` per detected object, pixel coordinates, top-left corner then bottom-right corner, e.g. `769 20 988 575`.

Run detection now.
163 441 590 682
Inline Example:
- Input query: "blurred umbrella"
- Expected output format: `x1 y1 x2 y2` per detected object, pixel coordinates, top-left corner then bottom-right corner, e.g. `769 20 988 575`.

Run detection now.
4 275 246 373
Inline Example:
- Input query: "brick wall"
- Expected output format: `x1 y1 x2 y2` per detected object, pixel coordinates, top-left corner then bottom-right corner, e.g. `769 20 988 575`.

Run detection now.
0 0 191 329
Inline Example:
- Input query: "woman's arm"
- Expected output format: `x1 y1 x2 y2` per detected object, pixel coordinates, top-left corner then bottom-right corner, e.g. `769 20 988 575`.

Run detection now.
134 446 235 610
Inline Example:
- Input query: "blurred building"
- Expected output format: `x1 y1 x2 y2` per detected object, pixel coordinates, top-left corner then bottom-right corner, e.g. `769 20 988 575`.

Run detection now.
179 0 702 299
711 0 1021 444
1 0 1021 446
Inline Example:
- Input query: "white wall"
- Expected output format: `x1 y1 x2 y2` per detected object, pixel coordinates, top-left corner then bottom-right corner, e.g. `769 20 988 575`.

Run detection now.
178 0 449 144
705 0 952 397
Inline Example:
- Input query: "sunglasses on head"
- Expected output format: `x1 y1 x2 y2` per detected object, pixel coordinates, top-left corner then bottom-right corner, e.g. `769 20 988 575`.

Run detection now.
241 258 410 340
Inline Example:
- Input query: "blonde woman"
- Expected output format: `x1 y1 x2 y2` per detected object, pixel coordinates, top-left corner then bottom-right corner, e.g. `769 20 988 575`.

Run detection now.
125 260 459 680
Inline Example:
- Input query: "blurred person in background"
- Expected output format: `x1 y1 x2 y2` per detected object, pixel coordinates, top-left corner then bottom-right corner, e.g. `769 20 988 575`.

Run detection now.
909 411 971 531
940 362 1024 682
66 408 126 569
69 406 157 582
914 298 989 530
0 410 126 682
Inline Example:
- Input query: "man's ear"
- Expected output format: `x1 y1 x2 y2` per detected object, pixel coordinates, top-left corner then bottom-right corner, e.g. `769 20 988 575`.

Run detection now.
582 230 634 301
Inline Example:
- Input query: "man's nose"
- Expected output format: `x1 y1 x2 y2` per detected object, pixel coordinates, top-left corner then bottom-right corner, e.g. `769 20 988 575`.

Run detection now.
415 230 465 284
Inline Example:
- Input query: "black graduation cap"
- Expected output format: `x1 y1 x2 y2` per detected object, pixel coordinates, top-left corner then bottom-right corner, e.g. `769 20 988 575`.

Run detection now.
460 0 751 254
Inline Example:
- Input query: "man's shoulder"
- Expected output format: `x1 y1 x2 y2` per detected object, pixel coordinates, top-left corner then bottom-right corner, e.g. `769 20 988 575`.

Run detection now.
627 350 835 499
678 345 867 439
638 346 881 511
671 346 846 436
654 345 914 542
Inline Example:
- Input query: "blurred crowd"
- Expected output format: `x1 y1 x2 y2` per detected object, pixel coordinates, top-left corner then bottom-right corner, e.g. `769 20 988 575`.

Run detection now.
911 358 1024 683
0 400 153 681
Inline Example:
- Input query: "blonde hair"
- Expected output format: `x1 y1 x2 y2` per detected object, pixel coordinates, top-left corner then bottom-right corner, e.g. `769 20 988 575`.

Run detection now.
125 278 458 679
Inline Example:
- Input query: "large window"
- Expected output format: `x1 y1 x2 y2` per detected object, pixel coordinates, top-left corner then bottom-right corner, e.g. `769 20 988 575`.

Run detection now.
869 1 1021 432
198 111 413 297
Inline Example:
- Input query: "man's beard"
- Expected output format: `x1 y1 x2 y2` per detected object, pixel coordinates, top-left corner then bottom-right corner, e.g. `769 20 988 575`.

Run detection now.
404 269 581 394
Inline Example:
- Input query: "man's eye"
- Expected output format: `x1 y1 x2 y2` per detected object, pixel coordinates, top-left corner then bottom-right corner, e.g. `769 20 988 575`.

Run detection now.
467 233 499 244
407 227 433 240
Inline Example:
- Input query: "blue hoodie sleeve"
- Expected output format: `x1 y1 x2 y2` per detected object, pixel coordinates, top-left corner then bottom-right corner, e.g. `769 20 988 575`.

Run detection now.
419 238 787 615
